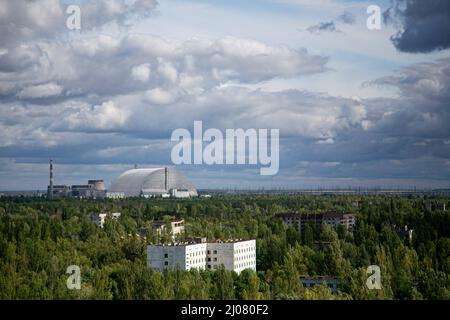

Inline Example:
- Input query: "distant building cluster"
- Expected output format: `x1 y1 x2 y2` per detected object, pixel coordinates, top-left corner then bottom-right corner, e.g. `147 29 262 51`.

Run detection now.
108 167 197 198
275 211 356 231
147 239 256 274
48 180 107 199
46 160 198 199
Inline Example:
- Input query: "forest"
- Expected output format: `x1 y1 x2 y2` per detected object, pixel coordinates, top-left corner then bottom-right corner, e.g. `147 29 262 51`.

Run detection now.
0 194 449 300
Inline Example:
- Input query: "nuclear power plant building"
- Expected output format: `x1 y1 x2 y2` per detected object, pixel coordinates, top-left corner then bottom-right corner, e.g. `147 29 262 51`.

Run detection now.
108 168 197 198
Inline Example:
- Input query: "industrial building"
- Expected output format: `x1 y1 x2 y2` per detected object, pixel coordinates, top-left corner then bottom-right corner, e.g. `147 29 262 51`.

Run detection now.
147 239 256 274
46 160 106 199
108 167 197 198
47 181 106 199
48 185 71 198
72 180 106 198
45 160 196 199
275 211 356 231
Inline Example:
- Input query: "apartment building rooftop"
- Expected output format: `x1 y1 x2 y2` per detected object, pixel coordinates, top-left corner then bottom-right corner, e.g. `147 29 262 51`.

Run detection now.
275 211 355 218
153 238 248 246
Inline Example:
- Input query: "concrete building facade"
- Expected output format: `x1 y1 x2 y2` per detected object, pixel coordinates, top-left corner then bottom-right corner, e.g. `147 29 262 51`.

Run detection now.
47 185 71 198
206 240 256 273
48 181 106 199
276 211 356 231
106 192 125 199
147 243 207 271
170 189 191 198
300 276 341 294
152 218 185 240
147 239 256 274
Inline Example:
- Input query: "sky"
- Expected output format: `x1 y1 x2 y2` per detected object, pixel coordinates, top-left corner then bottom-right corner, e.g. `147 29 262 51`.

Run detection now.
0 0 450 190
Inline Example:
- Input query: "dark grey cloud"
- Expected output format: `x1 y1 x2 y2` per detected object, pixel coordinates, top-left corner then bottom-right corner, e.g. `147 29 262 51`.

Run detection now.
337 11 355 25
306 11 355 35
307 21 340 34
387 0 450 53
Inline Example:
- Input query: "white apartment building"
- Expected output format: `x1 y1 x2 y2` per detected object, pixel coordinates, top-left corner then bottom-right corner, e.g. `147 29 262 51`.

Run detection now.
206 240 256 274
147 239 256 274
147 242 207 271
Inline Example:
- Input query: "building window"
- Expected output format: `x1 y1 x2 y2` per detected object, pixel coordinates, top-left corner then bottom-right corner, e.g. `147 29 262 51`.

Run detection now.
213 250 217 254
164 253 168 258
164 261 168 266
208 258 211 262
214 258 217 262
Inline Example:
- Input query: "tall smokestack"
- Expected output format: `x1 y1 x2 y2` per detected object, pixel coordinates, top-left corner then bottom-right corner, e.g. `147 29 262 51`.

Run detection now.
165 167 168 191
48 159 53 200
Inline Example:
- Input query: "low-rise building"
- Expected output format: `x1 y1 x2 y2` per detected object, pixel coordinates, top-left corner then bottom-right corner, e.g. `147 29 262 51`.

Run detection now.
312 241 332 251
90 212 121 228
170 188 191 198
300 276 341 294
106 192 125 199
152 218 185 239
185 236 207 244
147 239 256 274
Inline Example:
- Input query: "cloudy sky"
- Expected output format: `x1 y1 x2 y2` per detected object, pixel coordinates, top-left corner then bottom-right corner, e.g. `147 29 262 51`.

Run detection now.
1 0 450 190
